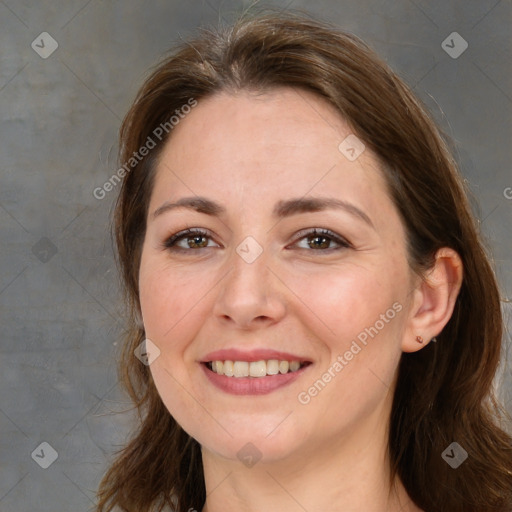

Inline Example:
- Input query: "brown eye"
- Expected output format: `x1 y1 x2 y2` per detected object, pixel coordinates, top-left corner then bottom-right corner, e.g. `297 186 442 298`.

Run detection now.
163 229 218 251
185 234 208 248
307 234 331 249
293 228 351 251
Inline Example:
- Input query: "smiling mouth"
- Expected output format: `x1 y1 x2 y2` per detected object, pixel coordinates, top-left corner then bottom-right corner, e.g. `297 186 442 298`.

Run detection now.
204 359 312 377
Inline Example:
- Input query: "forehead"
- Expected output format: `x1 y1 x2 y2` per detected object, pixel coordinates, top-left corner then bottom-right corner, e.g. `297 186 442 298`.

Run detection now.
151 88 392 220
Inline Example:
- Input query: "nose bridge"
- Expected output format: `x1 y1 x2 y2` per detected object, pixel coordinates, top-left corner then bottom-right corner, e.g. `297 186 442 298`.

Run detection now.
213 235 285 327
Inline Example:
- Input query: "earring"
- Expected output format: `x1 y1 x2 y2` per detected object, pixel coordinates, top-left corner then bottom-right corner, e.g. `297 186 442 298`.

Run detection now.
415 336 424 344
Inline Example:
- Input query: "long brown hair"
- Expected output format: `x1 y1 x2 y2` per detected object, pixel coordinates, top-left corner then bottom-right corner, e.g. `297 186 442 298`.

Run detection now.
96 10 512 512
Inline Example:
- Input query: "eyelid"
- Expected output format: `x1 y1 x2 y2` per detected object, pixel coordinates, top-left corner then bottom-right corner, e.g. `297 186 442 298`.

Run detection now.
290 228 352 250
162 227 218 250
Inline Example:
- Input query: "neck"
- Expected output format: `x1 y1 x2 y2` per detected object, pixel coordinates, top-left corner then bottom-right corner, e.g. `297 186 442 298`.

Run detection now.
200 402 421 512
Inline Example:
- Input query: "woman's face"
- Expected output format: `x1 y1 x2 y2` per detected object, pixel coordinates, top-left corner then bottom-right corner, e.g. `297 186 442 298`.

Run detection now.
139 88 417 463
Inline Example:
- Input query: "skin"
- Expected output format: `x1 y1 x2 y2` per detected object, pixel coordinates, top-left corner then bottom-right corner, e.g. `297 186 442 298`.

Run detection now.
138 88 463 512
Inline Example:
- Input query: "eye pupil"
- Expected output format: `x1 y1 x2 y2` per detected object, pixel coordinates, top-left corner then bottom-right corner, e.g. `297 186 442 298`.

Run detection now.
189 235 207 248
308 235 330 249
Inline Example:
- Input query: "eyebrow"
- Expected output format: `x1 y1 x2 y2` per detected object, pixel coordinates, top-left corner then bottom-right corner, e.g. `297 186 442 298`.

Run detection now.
152 196 374 228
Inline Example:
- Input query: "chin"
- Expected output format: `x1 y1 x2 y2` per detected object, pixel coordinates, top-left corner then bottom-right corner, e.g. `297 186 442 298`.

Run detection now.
204 435 299 465
184 416 303 461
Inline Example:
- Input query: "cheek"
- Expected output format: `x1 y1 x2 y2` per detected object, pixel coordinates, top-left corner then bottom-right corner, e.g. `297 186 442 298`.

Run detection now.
286 264 405 402
138 257 212 429
287 262 402 345
138 255 210 342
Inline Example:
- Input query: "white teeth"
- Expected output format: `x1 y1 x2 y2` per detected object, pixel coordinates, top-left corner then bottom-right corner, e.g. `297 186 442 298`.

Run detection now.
208 359 306 377
279 361 289 374
266 359 279 375
289 361 300 372
233 361 249 377
249 360 267 377
223 360 234 376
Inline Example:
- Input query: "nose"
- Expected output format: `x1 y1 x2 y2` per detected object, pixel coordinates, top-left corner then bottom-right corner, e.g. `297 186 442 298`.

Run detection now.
212 243 287 330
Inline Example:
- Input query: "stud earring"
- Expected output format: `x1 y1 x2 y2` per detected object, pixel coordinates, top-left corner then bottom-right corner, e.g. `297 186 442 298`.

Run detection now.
415 336 424 344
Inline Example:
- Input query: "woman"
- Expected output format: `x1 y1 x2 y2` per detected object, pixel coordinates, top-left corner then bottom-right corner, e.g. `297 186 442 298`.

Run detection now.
96 10 512 512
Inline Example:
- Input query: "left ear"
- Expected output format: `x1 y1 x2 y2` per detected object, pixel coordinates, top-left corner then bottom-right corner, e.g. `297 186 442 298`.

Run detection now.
402 247 463 353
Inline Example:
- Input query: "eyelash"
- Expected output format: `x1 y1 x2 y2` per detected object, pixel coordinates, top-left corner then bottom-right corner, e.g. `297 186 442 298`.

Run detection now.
162 228 351 253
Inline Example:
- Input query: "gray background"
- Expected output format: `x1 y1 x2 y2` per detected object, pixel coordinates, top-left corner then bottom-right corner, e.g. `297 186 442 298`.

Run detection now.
1 1 511 510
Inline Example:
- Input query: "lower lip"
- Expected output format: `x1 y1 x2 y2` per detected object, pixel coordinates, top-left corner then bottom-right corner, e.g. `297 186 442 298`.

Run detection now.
200 363 311 395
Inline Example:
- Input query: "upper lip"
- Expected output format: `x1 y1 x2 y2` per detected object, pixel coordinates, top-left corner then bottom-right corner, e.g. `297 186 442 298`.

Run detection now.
200 349 311 363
